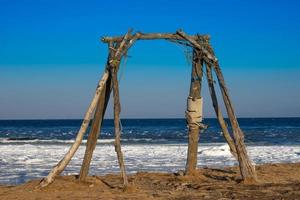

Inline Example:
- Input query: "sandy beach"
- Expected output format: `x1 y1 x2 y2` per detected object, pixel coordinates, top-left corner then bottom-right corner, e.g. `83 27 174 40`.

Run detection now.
0 162 299 200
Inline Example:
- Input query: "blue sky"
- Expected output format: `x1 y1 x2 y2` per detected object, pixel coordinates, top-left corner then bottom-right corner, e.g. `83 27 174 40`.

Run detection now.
0 0 300 119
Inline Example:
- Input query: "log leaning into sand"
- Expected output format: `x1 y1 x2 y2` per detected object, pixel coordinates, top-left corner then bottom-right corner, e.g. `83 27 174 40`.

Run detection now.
111 66 128 187
79 43 114 181
213 63 257 183
205 64 237 158
39 69 110 188
79 83 108 181
109 30 135 187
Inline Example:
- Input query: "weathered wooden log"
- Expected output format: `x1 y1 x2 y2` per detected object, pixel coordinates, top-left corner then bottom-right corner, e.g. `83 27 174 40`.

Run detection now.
111 65 128 187
39 69 110 188
113 29 132 60
78 82 108 181
79 44 115 181
102 32 210 43
205 64 237 159
106 30 133 188
121 33 141 53
213 63 257 183
185 50 203 175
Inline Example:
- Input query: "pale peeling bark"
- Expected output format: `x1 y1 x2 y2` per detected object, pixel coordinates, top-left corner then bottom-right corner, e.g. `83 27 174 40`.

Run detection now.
185 50 203 175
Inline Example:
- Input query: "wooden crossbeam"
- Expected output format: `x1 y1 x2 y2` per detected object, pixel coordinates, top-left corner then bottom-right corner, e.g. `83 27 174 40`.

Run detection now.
102 32 210 43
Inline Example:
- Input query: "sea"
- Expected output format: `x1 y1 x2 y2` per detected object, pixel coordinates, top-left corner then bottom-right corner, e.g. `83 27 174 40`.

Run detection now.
0 118 299 185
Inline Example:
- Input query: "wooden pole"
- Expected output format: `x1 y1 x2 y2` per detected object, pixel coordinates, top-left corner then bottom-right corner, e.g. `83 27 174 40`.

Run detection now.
185 50 203 175
111 64 128 187
79 45 114 181
78 83 108 181
205 64 237 159
213 63 257 183
105 30 133 188
39 69 110 188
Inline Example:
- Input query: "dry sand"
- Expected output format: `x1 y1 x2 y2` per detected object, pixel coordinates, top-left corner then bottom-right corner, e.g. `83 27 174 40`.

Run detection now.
0 163 300 200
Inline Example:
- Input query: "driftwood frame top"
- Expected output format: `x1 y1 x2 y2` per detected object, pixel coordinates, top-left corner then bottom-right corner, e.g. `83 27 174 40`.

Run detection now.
39 29 257 188
101 32 209 42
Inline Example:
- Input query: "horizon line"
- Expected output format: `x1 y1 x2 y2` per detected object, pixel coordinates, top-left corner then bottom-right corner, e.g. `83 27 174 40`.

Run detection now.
0 116 299 121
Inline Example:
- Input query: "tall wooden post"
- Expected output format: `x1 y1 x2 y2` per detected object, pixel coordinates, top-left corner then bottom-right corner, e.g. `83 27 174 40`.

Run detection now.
205 64 237 158
185 50 203 175
213 63 257 183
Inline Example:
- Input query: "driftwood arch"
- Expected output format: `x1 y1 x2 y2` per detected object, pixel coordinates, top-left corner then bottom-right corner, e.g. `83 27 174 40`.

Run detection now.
39 29 257 188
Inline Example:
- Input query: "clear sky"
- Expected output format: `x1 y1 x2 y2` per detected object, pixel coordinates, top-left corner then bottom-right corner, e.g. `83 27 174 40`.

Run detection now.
0 0 300 119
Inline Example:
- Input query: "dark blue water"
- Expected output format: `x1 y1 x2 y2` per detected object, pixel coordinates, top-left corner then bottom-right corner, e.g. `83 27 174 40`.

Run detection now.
0 118 300 145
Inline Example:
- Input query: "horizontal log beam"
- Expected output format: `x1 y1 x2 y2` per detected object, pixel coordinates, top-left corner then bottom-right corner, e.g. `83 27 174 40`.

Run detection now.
101 32 210 43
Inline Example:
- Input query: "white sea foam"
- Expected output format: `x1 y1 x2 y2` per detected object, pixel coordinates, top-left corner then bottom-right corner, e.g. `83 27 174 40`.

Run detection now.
0 138 115 144
0 143 299 185
0 138 158 144
198 144 232 157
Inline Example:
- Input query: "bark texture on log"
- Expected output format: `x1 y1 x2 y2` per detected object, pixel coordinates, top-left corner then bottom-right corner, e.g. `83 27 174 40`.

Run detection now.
39 70 110 188
185 50 203 175
213 63 257 183
111 66 128 187
205 64 237 159
108 30 134 188
79 80 108 181
102 32 209 43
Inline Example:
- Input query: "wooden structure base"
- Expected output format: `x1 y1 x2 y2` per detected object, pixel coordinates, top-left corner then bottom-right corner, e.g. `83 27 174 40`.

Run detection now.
39 29 257 188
